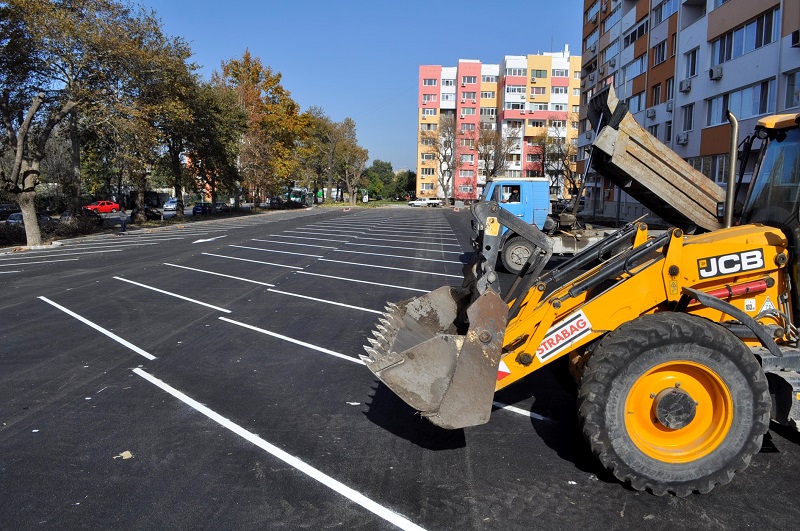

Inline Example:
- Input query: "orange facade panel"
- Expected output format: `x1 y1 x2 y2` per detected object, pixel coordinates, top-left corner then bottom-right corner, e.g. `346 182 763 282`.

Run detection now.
700 124 732 156
635 0 649 23
708 0 779 41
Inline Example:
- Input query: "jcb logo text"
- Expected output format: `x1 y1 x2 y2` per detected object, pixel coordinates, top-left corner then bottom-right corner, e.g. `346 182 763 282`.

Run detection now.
698 249 764 279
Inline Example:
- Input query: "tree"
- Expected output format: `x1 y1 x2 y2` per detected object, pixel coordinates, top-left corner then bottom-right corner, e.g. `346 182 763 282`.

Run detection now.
421 113 457 201
529 114 580 203
339 142 368 205
476 125 520 181
0 0 191 242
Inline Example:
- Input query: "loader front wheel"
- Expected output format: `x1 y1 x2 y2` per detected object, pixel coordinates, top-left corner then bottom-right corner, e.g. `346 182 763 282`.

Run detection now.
578 313 770 496
500 236 533 274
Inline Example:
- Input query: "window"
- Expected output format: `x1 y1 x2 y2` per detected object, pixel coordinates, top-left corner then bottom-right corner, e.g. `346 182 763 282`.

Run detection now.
480 122 496 130
527 153 542 162
460 154 474 164
460 138 475 148
421 153 435 161
585 29 599 52
652 41 667 66
552 69 569 77
422 94 437 103
572 105 580 113
648 124 660 139
711 8 781 66
682 103 694 131
652 0 678 26
601 39 620 64
420 182 434 190
443 79 455 86
532 103 548 111
664 121 672 143
707 79 776 126
572 121 579 130
666 77 675 100
506 67 527 77
441 93 455 101
685 48 698 78
526 169 543 177
461 76 477 84
506 120 523 129
550 120 565 128
624 55 647 79
623 20 649 48
459 170 474 178
422 108 437 116
550 103 566 111
423 78 437 86
628 92 645 113
531 86 546 95
480 108 496 117
421 138 435 146
420 123 438 131
528 120 545 128
574 71 581 79
505 101 526 110
506 85 526 94
459 185 474 193
573 88 580 96
713 0 730 8
480 91 495 99
461 123 475 132
652 84 662 106
421 167 435 175
506 170 521 178
585 1 599 23
787 71 800 109
482 75 497 83
462 91 477 100
461 107 476 115
531 69 548 79
551 86 568 94
602 6 621 33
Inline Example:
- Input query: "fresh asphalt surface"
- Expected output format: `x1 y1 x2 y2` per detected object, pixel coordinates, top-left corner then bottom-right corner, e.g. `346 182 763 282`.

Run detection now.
2 206 800 530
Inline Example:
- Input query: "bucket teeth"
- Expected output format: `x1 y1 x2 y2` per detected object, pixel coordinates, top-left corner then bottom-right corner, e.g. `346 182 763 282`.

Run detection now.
362 346 382 362
368 336 389 351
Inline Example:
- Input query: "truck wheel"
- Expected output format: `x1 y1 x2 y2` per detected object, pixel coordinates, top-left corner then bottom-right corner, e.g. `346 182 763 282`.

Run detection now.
500 236 533 274
578 312 769 496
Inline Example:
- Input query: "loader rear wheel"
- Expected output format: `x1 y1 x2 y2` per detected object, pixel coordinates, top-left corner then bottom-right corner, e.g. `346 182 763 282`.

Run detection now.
500 236 533 274
578 313 770 496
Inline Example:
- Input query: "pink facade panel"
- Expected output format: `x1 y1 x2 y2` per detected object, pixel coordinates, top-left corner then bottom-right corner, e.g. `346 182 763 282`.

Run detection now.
419 65 442 107
551 77 570 87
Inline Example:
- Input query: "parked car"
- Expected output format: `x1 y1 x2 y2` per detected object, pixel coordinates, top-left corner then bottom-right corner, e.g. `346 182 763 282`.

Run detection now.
215 202 230 213
60 209 104 226
408 197 442 207
0 203 20 220
130 204 162 221
192 202 213 215
163 199 178 211
6 212 54 226
83 200 120 213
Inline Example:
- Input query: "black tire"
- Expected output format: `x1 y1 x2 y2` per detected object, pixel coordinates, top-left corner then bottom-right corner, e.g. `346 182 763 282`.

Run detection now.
500 236 533 274
578 312 769 496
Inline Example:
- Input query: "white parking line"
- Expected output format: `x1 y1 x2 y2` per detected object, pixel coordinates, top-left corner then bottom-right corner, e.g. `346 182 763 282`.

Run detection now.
266 289 382 314
296 271 428 293
0 249 122 261
113 276 231 313
334 249 462 264
492 401 553 422
267 234 340 244
354 236 461 247
251 239 337 249
219 317 364 364
0 270 21 273
132 368 423 531
38 296 156 360
318 258 462 278
0 258 80 267
163 263 275 287
230 245 323 258
202 253 302 269
345 242 462 254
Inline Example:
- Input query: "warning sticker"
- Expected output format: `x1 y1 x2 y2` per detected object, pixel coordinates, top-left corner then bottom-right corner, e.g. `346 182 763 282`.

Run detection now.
760 296 776 313
497 359 511 381
536 310 592 362
744 299 757 312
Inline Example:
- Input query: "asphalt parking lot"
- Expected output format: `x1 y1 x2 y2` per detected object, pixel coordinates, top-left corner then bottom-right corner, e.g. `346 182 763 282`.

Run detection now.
2 206 800 530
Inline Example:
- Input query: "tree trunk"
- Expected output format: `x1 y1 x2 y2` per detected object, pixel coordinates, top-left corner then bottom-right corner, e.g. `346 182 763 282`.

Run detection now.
69 113 82 206
169 141 184 218
18 190 42 247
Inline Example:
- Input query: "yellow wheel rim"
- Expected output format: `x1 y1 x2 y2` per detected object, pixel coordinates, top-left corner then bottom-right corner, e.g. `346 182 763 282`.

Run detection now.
624 360 733 463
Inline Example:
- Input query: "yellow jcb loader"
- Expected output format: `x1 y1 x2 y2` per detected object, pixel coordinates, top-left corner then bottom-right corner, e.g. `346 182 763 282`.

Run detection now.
363 85 800 496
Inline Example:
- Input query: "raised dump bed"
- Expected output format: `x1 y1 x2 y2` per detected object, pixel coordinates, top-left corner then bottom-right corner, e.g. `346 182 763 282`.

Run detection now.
588 85 725 233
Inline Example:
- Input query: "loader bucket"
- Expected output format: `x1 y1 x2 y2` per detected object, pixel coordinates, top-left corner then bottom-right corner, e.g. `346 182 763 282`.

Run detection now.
362 285 508 429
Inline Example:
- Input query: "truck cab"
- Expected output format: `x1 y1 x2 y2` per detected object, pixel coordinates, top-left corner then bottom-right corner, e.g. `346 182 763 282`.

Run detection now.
479 178 550 273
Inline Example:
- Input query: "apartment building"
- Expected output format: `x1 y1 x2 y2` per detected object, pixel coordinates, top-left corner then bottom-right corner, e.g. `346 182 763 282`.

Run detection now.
417 47 581 201
579 0 800 224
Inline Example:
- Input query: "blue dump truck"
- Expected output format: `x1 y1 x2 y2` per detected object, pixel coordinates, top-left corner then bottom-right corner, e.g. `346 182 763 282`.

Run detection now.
480 177 611 272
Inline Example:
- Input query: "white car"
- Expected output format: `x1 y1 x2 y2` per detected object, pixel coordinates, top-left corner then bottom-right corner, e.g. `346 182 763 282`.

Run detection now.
408 197 442 207
163 199 178 211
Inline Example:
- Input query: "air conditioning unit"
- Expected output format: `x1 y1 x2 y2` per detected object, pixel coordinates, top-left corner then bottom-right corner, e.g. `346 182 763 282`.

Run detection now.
589 73 595 82
679 79 692 93
531 77 537 83
585 131 594 140
520 110 526 114
599 66 605 74
461 82 466 87
676 132 689 145
472 99 476 103
666 101 673 112
590 13 598 24
521 95 526 99
422 116 427 120
590 44 597 53
792 30 800 48
646 108 656 118
461 99 466 103
581 79 586 87
709 65 723 81
609 58 616 67
601 4 607 12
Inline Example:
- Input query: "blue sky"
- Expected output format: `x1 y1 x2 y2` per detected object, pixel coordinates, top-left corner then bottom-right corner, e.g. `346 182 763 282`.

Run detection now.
140 0 583 171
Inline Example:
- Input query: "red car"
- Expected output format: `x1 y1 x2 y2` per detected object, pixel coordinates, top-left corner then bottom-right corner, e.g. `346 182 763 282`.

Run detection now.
83 200 120 213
